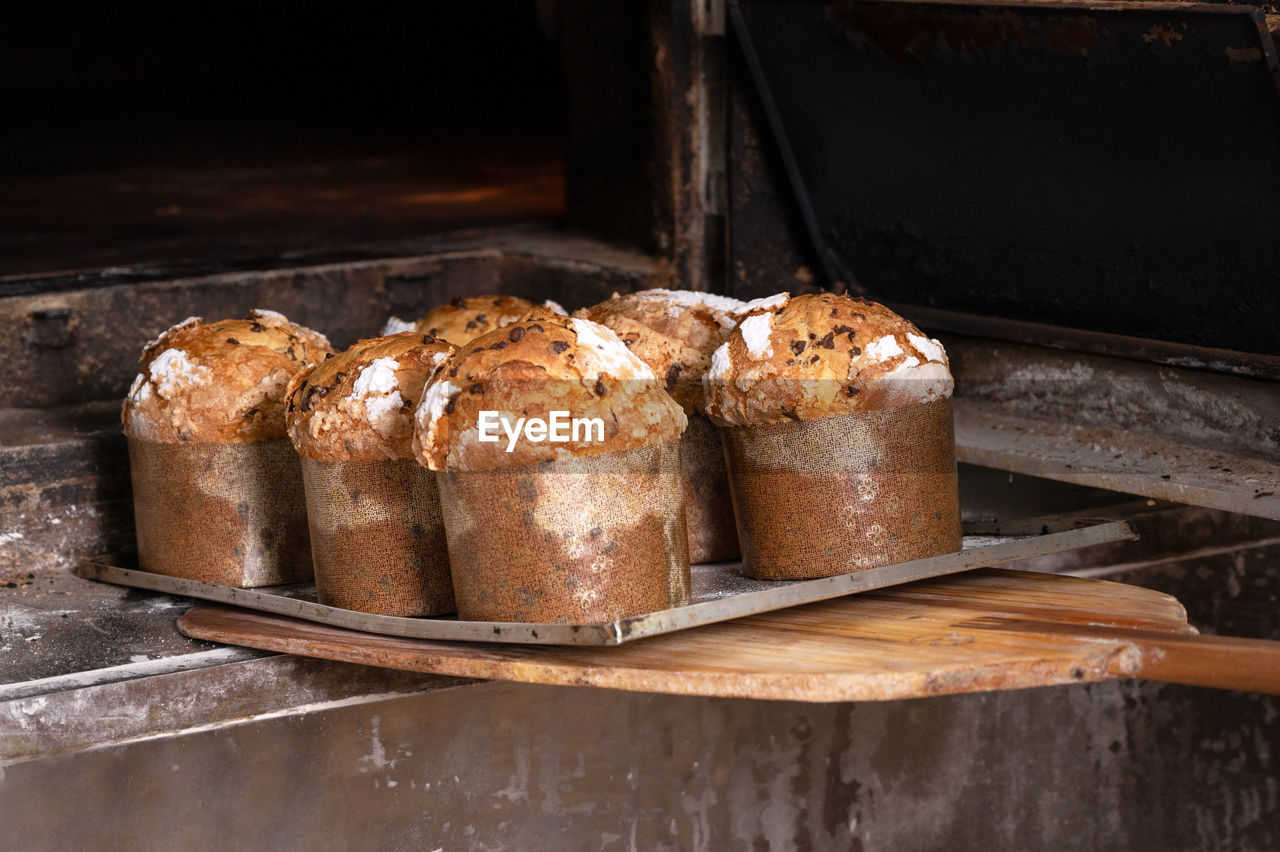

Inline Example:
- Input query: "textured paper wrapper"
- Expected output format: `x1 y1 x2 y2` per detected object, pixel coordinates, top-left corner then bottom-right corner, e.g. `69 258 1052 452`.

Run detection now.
720 398 963 580
681 414 740 563
301 458 454 616
437 441 691 623
128 437 312 587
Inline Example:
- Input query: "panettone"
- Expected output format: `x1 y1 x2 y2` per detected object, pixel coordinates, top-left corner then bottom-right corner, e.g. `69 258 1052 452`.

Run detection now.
285 332 458 616
123 309 332 442
384 295 567 347
286 332 455 462
573 288 746 412
414 314 686 472
575 288 748 563
702 292 953 426
121 309 331 588
701 292 962 580
413 313 690 624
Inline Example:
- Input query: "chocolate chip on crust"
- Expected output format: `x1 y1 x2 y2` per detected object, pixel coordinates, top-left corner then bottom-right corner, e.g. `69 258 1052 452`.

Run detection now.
664 363 682 392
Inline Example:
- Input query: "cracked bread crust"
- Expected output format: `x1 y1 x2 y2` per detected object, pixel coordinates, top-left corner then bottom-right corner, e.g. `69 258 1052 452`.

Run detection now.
702 292 953 426
413 314 687 472
122 309 333 443
392 295 568 347
286 332 456 462
574 289 746 413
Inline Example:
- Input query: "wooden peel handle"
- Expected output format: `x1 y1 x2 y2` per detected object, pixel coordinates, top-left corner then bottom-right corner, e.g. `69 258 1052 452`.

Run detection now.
978 620 1280 695
1063 626 1280 695
1126 631 1280 695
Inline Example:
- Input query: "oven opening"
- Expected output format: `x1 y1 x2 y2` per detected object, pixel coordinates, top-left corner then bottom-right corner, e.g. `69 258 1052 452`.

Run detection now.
0 2 566 279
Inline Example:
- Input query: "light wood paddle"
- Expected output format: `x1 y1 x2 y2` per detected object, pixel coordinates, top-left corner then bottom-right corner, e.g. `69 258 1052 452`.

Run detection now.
177 568 1280 701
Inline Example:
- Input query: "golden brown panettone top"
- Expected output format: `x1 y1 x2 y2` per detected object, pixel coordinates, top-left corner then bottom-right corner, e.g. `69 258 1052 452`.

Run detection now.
122 309 333 443
286 332 456 462
384 295 568 347
702 292 953 426
515 304 571 325
573 289 747 413
413 314 687 471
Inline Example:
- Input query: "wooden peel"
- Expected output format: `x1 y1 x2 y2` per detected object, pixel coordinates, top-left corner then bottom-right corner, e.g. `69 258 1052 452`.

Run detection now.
176 568 1280 701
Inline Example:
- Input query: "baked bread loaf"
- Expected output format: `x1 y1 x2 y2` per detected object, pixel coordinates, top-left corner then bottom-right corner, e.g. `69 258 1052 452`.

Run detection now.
122 309 332 443
414 314 687 472
286 332 455 462
702 292 952 426
420 313 692 623
704 292 961 580
122 308 329 587
285 332 458 617
574 288 748 563
384 295 567 347
573 288 746 412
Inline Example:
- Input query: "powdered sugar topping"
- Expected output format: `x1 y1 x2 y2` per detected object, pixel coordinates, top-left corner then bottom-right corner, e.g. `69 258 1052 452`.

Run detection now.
633 288 747 315
739 292 788 313
542 299 568 315
382 316 416 335
874 359 954 405
706 342 732 383
907 333 946 363
148 348 210 398
417 378 459 447
864 335 904 363
251 308 286 321
352 358 399 397
738 313 774 359
127 373 152 404
570 318 656 380
351 357 404 436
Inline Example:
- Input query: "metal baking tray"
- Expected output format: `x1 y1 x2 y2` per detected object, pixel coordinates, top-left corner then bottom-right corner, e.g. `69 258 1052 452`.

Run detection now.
78 517 1135 646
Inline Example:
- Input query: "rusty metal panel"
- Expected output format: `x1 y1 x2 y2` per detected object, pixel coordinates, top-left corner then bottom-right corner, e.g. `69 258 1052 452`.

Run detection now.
3 676 1278 850
561 0 728 291
943 334 1280 519
728 0 1280 356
